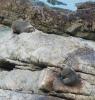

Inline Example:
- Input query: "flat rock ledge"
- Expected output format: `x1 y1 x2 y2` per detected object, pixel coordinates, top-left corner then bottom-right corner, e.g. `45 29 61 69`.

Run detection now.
0 89 64 100
0 29 95 100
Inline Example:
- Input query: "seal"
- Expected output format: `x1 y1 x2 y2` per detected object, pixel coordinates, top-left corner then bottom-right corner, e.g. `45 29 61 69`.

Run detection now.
12 19 35 34
61 67 81 86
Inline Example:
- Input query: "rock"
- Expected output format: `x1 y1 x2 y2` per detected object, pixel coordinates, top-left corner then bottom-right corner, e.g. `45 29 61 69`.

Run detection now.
0 89 64 100
0 28 95 99
0 68 58 92
0 1 95 99
0 69 41 92
1 29 95 74
76 1 95 34
76 1 95 9
0 31 80 69
0 0 95 40
66 21 82 34
0 57 15 70
0 0 72 35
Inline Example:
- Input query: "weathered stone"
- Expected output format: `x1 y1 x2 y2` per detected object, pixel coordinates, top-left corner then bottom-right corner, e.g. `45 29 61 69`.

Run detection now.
0 0 71 35
0 29 95 99
0 30 78 67
0 30 95 74
0 89 65 100
0 0 95 40
0 69 41 92
0 67 59 93
66 21 82 34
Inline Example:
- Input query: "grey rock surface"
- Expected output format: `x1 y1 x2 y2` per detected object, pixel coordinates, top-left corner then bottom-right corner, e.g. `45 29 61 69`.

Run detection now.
0 28 95 99
0 89 65 100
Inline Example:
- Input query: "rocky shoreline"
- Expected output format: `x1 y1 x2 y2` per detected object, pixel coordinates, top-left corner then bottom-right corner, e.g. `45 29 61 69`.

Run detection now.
0 0 95 100
0 24 95 99
0 0 95 40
